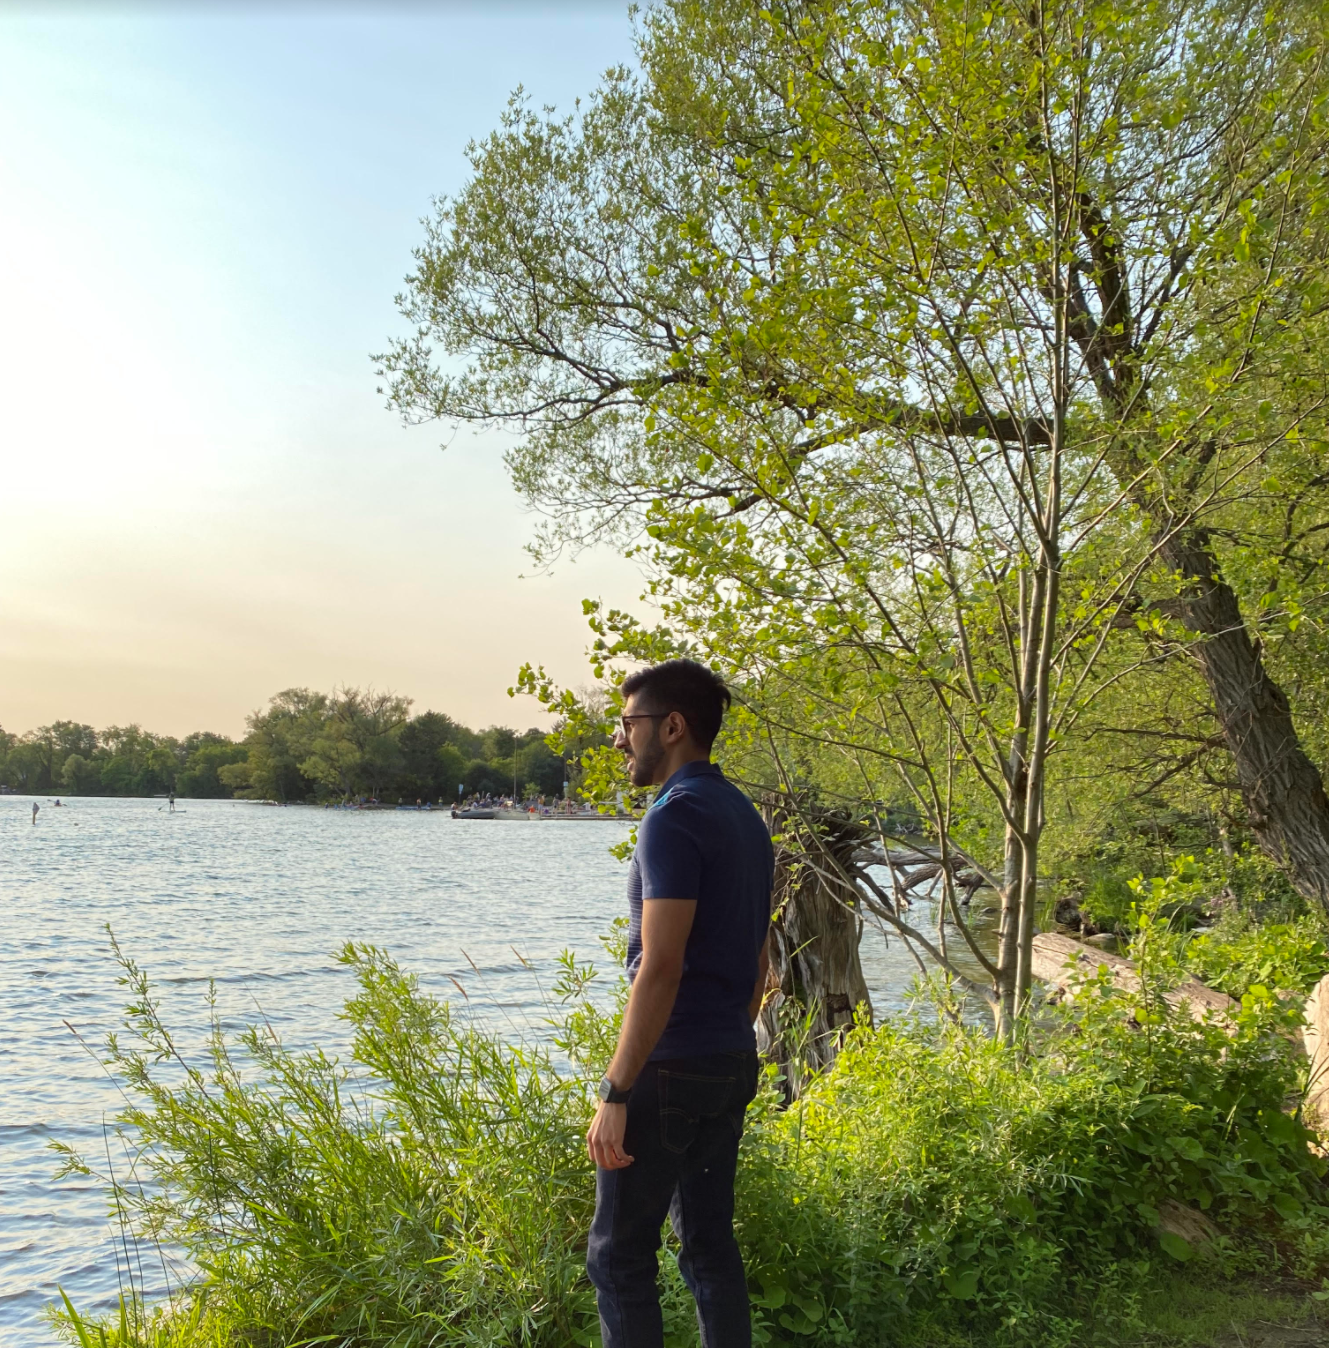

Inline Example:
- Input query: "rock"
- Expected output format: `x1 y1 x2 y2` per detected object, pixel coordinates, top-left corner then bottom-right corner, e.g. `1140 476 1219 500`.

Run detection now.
1082 931 1119 952
1054 892 1084 930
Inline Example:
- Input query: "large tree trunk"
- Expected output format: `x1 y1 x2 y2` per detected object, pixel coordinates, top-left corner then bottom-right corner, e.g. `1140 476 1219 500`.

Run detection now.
1160 527 1329 911
757 806 872 1097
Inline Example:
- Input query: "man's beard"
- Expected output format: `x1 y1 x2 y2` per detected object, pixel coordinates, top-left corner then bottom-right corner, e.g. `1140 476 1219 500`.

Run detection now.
626 729 666 788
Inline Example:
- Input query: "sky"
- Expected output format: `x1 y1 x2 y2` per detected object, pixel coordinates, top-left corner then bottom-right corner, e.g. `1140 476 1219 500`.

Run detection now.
0 2 644 739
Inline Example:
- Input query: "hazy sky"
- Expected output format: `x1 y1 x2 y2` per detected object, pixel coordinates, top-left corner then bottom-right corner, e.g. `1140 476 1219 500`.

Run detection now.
0 2 643 739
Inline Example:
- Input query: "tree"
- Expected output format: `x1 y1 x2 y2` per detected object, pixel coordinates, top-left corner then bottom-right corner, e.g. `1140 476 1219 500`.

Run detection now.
3 739 46 792
177 740 249 798
399 711 464 799
237 689 328 802
482 727 516 761
61 753 100 795
516 733 565 797
436 743 467 802
464 758 511 797
95 725 179 797
1 698 531 803
387 0 1329 1030
299 688 412 800
10 722 100 793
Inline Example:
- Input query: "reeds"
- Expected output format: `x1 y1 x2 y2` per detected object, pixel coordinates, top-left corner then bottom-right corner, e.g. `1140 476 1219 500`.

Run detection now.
50 931 1328 1347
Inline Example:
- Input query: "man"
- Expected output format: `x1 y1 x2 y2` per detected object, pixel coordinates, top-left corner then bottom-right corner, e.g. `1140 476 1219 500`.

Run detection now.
586 659 774 1348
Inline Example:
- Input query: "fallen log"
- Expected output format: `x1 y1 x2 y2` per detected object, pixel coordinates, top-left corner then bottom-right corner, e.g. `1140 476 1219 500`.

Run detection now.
1030 932 1237 1022
1306 973 1329 1138
1034 940 1329 1146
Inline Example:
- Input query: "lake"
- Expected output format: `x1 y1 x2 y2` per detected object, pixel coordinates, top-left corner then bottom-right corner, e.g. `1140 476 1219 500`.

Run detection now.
0 794 980 1346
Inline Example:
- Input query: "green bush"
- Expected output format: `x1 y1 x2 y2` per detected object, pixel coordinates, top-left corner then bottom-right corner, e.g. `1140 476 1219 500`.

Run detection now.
1184 913 1329 999
53 932 1328 1348
730 978 1327 1347
56 938 602 1348
1074 844 1308 940
1080 873 1137 933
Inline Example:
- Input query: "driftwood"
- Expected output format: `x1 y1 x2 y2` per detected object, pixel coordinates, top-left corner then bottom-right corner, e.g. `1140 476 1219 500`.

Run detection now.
1030 932 1238 1021
855 845 992 895
758 806 872 1095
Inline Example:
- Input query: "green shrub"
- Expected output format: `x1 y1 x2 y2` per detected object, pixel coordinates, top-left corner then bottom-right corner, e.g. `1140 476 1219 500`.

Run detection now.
1117 851 1329 998
1080 873 1137 933
730 978 1326 1347
55 938 602 1348
1200 847 1304 921
1184 913 1329 999
53 932 1329 1348
1075 845 1307 940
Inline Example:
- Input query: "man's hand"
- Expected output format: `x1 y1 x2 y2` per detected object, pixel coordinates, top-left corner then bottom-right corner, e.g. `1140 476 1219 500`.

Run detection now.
587 898 695 1171
587 1100 633 1170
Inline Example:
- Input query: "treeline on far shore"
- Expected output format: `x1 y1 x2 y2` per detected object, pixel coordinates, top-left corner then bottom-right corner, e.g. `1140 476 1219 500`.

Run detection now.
0 686 586 804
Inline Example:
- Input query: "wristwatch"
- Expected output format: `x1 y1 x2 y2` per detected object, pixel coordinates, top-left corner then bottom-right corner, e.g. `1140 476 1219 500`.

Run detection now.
597 1076 632 1104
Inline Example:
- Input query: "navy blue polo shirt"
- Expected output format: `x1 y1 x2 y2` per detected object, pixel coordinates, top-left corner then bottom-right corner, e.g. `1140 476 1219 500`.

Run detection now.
625 760 775 1060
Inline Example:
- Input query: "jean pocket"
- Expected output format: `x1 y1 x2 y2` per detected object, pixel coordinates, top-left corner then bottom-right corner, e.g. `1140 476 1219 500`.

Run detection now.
659 1070 736 1154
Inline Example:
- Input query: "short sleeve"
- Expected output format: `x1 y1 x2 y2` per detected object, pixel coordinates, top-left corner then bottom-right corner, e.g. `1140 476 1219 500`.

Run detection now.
636 795 704 900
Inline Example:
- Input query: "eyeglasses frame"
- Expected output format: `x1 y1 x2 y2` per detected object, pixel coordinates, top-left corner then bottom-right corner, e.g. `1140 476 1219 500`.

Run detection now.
617 711 672 737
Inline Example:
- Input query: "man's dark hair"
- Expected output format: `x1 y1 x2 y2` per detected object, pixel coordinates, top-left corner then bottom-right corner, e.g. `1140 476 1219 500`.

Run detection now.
620 659 732 750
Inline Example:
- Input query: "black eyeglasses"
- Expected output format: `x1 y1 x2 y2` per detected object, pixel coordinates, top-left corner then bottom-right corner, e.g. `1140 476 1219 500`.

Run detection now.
618 712 670 735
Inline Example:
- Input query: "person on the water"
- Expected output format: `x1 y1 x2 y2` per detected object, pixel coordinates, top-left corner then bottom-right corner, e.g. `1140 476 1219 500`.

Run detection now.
168 791 176 813
32 801 39 825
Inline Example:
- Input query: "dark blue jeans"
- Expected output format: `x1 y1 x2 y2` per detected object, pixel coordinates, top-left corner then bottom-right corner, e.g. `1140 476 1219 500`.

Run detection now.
587 1051 759 1348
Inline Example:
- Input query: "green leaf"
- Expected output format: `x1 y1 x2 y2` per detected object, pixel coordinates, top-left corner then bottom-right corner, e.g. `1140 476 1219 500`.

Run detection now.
793 1296 823 1322
57 1290 98 1348
1159 1230 1193 1262
944 1268 980 1300
1007 1193 1036 1222
778 1311 818 1335
1272 1192 1302 1222
1169 1136 1205 1161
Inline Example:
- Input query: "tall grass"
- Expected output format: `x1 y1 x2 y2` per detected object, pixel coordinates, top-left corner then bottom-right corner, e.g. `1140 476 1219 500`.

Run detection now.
52 929 1329 1348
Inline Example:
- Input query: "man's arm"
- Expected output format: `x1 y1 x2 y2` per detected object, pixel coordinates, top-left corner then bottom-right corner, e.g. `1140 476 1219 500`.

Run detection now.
586 898 696 1170
748 929 771 1023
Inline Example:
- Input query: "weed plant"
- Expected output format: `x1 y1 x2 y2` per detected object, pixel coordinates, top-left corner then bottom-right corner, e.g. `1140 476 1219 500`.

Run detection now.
52 925 1329 1348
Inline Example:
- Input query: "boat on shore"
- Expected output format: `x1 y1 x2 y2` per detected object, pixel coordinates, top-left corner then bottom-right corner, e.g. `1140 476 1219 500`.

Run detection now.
450 804 630 821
